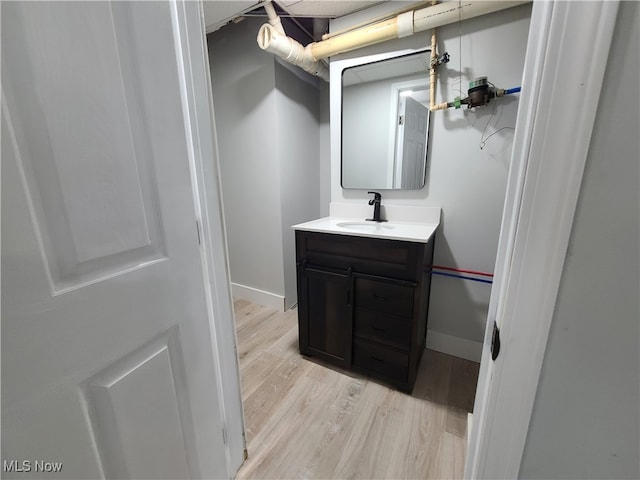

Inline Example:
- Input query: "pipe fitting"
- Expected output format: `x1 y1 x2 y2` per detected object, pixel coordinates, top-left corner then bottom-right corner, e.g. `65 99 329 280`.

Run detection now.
397 11 415 38
263 1 285 34
430 102 449 111
257 23 330 81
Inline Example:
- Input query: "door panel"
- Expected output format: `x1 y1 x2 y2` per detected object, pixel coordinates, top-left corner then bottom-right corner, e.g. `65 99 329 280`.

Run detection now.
399 96 429 189
2 1 165 291
298 267 352 367
1 2 229 478
85 330 192 480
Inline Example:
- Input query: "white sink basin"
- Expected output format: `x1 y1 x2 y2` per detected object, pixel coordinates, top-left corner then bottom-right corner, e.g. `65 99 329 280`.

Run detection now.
292 217 439 243
336 221 395 231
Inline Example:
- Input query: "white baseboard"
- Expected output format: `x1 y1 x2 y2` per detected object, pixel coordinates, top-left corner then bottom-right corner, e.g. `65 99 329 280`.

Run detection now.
231 283 285 311
426 330 483 363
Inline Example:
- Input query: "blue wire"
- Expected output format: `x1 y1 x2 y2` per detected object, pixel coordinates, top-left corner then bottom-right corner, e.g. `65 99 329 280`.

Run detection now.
505 86 521 95
431 270 493 284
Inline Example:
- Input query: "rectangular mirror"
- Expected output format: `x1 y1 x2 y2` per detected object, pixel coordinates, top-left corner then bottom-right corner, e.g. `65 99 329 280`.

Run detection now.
341 50 431 190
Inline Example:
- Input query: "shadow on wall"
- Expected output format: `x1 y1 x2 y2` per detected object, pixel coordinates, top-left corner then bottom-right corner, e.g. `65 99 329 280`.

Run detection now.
274 59 321 124
429 226 492 342
230 64 274 115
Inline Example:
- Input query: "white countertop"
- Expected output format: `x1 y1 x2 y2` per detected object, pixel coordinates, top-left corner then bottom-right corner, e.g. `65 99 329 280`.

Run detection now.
292 216 439 243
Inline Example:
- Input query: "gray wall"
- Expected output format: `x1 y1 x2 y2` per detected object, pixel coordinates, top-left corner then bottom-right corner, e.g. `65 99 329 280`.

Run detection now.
208 18 284 298
208 17 323 309
274 61 321 309
319 83 331 217
520 2 640 478
331 4 532 349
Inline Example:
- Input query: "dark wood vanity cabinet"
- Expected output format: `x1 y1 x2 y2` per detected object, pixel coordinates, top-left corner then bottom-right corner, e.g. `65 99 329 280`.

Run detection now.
295 230 435 392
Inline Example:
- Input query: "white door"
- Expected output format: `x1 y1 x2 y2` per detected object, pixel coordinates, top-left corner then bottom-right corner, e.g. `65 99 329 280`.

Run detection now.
2 2 229 479
395 96 429 189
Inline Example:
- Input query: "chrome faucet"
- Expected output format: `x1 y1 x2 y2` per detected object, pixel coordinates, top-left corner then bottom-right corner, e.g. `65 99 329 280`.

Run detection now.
366 191 387 223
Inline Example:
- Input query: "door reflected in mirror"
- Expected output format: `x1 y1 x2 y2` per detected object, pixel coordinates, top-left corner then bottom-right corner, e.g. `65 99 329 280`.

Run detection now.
341 51 431 190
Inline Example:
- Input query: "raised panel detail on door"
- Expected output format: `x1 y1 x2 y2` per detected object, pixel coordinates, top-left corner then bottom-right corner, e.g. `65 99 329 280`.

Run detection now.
85 331 194 480
2 2 165 293
298 266 352 367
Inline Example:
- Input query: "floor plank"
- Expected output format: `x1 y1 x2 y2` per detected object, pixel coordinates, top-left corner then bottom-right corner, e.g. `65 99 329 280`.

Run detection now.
233 299 480 479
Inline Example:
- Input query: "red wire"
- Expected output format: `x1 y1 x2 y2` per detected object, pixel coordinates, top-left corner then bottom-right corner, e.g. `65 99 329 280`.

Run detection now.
432 265 494 278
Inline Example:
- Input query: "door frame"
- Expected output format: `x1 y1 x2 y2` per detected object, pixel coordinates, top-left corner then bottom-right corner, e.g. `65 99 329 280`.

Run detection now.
172 1 245 477
464 1 620 477
179 0 622 477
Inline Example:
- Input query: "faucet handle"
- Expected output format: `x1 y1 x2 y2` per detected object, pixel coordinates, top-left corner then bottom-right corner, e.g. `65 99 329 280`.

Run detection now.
367 191 382 205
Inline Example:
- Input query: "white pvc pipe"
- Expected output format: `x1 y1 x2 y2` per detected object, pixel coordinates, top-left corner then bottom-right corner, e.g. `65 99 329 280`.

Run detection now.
257 0 529 82
322 0 431 41
309 0 528 60
414 0 526 32
263 1 285 35
257 23 330 81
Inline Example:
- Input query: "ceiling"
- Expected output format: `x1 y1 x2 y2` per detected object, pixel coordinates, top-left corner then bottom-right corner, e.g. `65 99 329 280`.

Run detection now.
274 1 387 17
204 0 388 33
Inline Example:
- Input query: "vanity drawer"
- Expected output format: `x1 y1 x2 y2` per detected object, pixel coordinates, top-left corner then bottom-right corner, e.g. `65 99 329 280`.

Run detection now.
297 231 423 281
354 276 414 317
352 338 408 382
353 308 412 350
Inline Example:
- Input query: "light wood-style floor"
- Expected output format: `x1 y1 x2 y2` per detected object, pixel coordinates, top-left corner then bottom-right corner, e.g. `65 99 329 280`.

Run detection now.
233 299 480 480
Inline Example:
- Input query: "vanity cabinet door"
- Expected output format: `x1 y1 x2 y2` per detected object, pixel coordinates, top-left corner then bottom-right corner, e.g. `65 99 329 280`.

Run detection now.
297 265 353 368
